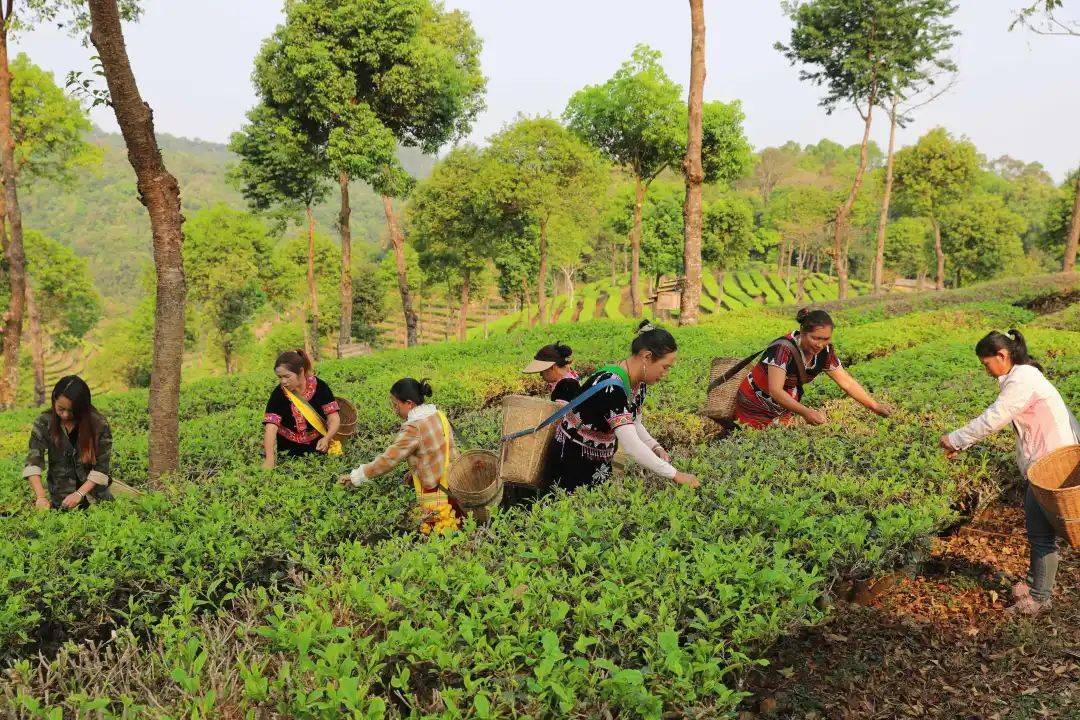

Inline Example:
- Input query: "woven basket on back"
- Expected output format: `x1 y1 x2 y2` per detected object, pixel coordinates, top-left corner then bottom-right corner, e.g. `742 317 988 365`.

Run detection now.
499 395 559 488
1027 444 1080 547
703 357 752 422
447 450 502 524
334 398 358 438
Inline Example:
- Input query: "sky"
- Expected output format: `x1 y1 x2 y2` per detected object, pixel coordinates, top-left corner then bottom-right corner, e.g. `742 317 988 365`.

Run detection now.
14 0 1080 181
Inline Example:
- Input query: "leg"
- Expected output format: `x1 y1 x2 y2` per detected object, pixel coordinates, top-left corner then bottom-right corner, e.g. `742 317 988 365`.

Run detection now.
1024 485 1059 603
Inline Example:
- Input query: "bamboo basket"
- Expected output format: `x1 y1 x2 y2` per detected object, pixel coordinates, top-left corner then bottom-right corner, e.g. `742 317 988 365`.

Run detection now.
499 395 559 488
703 357 752 422
335 398 358 439
447 450 502 525
1027 444 1080 547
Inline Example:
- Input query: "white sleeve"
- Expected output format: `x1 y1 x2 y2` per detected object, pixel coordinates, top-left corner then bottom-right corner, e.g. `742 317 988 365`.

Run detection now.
615 425 676 479
948 374 1033 451
634 418 661 450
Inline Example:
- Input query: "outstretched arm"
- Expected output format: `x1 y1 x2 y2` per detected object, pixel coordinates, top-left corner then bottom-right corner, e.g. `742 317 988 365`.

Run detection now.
827 367 891 417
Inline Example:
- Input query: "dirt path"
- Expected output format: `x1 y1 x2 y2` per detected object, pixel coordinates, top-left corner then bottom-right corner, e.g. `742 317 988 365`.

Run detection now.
740 491 1079 720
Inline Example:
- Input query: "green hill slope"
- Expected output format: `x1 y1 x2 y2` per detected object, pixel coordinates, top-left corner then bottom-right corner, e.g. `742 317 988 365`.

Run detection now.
22 128 434 300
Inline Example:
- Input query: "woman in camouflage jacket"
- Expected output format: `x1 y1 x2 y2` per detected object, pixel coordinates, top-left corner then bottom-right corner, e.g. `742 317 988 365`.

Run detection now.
24 376 114 511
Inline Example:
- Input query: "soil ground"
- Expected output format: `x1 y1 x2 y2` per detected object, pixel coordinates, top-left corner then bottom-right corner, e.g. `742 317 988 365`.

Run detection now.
740 488 1079 720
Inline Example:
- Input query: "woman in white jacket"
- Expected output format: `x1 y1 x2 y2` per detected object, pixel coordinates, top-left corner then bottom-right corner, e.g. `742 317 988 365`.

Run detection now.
941 330 1080 616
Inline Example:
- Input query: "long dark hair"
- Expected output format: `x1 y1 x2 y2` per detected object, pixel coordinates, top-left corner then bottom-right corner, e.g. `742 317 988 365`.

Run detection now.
549 342 573 368
274 348 313 375
975 330 1043 371
49 376 101 465
796 307 834 333
630 320 677 358
390 377 433 405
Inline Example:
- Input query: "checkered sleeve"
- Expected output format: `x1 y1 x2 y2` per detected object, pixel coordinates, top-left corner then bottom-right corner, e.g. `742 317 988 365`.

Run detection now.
362 424 420 479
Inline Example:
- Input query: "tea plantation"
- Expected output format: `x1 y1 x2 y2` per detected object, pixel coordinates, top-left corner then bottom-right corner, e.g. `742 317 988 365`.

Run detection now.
1 274 1077 718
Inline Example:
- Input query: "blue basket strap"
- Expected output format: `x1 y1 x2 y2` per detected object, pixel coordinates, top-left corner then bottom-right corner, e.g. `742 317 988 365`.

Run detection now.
501 376 624 443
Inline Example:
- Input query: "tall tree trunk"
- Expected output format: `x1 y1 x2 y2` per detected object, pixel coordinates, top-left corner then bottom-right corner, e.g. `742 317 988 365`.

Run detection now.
382 195 418 346
832 100 876 301
89 0 186 480
457 269 470 342
483 296 489 339
1064 173 1080 273
305 204 320 360
337 171 352 358
931 216 945 291
562 267 575 317
610 237 617 286
538 218 548 326
0 25 26 409
26 283 45 406
872 97 900 295
223 342 233 375
630 176 645 317
680 0 706 326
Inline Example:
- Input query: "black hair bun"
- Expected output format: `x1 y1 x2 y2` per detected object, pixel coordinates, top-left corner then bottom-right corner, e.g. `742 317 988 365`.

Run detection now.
419 379 433 398
556 342 572 359
795 308 810 324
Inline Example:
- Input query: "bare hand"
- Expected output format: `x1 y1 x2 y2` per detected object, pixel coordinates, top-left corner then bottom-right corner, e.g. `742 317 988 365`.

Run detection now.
939 434 958 459
315 437 331 453
653 446 671 462
60 491 83 510
337 474 353 487
673 471 700 489
804 408 829 426
872 402 893 418
34 496 51 511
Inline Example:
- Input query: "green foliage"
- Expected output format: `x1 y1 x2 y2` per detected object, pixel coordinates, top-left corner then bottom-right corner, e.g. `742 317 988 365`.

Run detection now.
10 52 97 187
703 195 755 268
777 0 959 114
22 230 101 350
893 127 979 219
183 205 280 370
2 277 1077 717
938 193 1026 286
279 232 343 345
564 44 684 183
885 216 933 278
350 270 386 346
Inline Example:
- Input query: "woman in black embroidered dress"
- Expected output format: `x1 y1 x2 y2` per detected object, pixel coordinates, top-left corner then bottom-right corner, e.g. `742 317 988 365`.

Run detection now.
545 321 700 492
262 349 340 468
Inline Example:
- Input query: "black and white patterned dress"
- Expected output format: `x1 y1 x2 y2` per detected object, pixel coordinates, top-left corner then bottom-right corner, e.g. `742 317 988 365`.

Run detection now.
545 370 645 492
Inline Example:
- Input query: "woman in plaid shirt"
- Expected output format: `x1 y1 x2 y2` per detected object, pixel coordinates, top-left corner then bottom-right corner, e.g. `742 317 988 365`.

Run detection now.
339 378 460 526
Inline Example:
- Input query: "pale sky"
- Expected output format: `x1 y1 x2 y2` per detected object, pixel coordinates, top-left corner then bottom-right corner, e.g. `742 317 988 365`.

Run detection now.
14 0 1080 181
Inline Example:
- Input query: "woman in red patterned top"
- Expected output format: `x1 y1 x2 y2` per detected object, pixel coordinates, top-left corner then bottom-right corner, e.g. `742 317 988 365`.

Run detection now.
262 349 340 468
734 308 892 429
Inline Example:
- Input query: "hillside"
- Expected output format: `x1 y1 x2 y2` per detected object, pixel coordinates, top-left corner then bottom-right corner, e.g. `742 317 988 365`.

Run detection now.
21 128 435 299
1 273 1077 717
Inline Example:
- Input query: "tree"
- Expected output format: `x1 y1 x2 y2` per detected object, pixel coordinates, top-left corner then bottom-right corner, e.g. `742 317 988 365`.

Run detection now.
777 0 958 299
183 205 278 373
252 0 486 349
884 216 933 282
763 185 836 299
0 3 135 408
1008 1 1078 269
486 117 607 327
1011 0 1079 35
681 0 707 325
564 45 683 317
938 193 1026 285
892 127 978 289
752 146 798 208
82 0 185 480
229 104 330 358
279 231 343 349
350 266 385 346
408 146 498 340
17 230 101 404
702 194 755 269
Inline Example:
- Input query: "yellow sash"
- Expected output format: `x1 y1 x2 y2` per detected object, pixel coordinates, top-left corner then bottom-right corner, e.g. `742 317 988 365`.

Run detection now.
282 386 343 456
414 411 452 496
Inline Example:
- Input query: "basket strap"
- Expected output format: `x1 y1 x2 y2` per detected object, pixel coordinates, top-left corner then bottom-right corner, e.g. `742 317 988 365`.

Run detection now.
706 348 767 394
501 377 624 443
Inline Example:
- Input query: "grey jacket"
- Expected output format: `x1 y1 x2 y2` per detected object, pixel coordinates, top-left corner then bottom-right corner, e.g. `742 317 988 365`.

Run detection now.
23 411 114 506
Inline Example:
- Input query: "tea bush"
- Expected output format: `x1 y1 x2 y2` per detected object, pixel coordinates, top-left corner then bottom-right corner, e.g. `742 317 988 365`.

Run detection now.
1 275 1077 718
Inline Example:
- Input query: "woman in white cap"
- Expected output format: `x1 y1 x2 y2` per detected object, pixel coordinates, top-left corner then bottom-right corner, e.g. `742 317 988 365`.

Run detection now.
522 341 580 404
